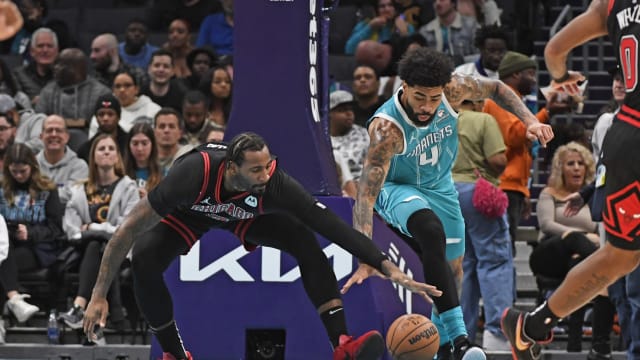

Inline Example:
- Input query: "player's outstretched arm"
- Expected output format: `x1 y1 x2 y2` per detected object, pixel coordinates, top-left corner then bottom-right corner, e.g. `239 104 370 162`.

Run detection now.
83 197 162 340
445 74 554 146
353 117 404 237
545 0 607 94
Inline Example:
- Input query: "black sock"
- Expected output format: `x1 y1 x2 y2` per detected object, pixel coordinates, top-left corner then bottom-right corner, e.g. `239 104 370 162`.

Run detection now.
591 295 614 354
524 301 559 341
150 321 187 359
320 306 347 347
453 335 470 348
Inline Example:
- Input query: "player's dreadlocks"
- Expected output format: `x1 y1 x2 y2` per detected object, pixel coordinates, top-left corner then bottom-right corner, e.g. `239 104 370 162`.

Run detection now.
226 132 268 166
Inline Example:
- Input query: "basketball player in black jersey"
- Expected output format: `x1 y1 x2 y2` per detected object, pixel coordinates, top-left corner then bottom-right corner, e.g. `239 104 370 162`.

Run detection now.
81 132 441 360
501 1 640 359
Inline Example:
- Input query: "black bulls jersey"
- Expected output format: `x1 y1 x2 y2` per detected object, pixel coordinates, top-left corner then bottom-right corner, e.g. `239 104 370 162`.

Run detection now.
609 0 640 125
147 142 322 232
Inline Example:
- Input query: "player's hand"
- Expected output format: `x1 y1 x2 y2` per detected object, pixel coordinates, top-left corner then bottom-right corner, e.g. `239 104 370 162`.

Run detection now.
83 296 108 342
550 70 585 96
562 192 585 217
380 260 442 303
525 123 554 147
546 92 573 116
341 262 382 295
341 261 442 303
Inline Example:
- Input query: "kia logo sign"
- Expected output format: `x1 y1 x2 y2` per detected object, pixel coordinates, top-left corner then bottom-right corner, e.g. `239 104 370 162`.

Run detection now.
179 242 353 282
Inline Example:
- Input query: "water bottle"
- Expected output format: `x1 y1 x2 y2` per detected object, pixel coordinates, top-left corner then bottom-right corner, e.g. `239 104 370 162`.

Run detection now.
47 309 60 344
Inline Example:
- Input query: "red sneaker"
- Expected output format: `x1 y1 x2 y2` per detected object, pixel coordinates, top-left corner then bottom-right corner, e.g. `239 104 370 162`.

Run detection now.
333 330 384 360
162 351 193 360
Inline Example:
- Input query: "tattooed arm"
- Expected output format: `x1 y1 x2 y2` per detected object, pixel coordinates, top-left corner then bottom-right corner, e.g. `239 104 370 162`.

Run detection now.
91 197 161 298
353 118 404 238
83 197 162 338
342 118 406 293
445 74 555 145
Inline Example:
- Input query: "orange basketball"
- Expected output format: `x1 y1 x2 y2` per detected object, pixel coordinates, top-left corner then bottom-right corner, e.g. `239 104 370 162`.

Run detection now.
386 314 440 360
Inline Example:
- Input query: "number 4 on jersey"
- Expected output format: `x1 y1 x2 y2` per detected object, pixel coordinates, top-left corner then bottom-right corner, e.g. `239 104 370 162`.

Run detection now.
419 146 439 166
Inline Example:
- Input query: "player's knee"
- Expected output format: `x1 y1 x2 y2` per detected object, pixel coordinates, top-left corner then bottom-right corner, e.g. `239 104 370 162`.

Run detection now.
130 244 156 275
622 248 640 272
407 209 446 249
602 243 640 275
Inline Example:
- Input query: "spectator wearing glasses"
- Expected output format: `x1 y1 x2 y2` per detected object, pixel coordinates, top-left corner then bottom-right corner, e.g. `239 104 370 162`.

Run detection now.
36 115 88 205
89 70 161 138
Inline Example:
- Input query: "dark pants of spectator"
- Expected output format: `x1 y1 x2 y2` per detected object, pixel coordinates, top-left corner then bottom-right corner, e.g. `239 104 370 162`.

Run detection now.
505 190 525 254
529 232 600 352
77 240 123 321
0 244 40 293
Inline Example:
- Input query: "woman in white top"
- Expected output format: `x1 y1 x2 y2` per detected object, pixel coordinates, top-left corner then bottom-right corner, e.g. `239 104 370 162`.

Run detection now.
89 70 161 138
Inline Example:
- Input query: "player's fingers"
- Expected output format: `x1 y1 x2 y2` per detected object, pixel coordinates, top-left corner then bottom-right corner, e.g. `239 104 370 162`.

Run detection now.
340 285 349 294
425 285 442 297
341 274 366 294
419 292 434 304
564 84 580 96
536 130 547 147
340 278 356 294
84 318 95 339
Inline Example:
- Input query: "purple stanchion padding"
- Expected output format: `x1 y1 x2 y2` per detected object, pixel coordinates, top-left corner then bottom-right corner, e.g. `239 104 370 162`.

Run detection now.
152 196 430 359
224 0 339 195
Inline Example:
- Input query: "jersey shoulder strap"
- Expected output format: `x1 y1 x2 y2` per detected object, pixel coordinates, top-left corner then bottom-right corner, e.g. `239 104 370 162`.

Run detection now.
192 142 228 204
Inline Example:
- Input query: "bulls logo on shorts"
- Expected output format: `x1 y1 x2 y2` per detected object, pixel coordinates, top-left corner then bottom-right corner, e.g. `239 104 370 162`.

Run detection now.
603 181 640 242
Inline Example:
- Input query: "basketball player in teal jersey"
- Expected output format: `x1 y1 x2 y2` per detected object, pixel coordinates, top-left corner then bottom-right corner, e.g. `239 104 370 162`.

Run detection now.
341 47 554 360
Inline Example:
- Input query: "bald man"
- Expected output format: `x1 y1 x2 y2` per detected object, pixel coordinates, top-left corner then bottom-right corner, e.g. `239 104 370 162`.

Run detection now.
36 114 88 204
90 33 148 88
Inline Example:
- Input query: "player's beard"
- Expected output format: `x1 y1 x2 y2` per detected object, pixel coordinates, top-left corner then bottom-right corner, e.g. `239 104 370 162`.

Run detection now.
230 174 267 195
404 102 434 127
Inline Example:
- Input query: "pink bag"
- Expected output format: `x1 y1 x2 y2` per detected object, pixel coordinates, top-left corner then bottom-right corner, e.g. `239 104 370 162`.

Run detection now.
472 169 508 218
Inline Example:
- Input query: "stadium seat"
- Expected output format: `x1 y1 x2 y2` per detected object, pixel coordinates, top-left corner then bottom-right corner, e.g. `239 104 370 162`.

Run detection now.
328 5 359 55
79 8 148 35
328 54 357 83
48 0 80 8
0 54 24 70
47 8 80 35
147 32 167 48
82 0 117 8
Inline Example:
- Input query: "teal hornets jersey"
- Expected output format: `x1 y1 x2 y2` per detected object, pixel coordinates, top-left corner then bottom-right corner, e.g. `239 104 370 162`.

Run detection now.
371 89 459 190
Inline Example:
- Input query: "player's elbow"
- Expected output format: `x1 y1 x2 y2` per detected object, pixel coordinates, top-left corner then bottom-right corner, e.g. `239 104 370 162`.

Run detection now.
362 165 387 185
544 42 564 62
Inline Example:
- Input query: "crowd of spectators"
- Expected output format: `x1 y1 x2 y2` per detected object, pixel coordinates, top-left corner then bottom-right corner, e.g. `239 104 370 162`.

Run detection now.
0 0 237 343
0 0 623 354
